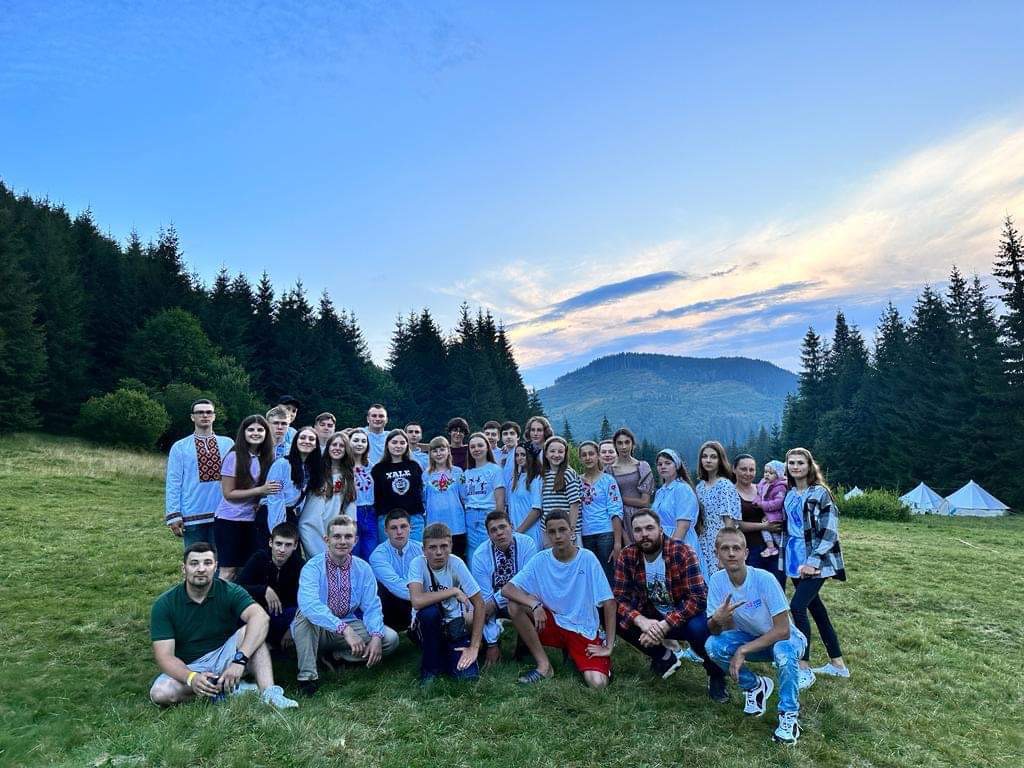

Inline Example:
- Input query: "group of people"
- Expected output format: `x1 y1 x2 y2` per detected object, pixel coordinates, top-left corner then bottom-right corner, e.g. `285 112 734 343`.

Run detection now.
154 397 850 744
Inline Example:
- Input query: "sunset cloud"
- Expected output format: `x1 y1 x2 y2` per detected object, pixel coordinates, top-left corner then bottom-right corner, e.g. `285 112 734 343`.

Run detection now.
482 120 1024 386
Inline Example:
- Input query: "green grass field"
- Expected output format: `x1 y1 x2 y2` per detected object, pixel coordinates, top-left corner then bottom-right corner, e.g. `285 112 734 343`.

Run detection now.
2 433 1022 768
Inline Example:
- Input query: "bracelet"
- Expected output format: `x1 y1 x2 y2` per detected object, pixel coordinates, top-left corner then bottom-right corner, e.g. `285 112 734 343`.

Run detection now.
186 671 196 687
531 601 543 612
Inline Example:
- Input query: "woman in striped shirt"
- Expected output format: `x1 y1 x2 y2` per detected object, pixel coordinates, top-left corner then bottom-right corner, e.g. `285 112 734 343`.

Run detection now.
540 435 582 545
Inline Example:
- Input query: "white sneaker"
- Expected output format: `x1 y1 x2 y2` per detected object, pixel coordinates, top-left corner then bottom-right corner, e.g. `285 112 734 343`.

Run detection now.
812 662 850 678
797 668 816 691
742 675 774 716
260 684 299 709
773 711 800 744
679 647 704 664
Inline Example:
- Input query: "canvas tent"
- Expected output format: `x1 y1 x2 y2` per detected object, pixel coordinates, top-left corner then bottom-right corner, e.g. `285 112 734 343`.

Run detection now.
844 486 864 500
899 482 946 514
943 480 1010 517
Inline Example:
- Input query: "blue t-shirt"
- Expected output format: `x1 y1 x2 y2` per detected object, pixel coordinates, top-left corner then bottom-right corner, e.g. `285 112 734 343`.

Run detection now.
507 472 543 545
411 450 430 470
367 431 387 466
784 488 808 578
580 472 623 536
652 480 701 553
507 547 612 639
423 468 467 535
707 566 802 641
464 462 506 511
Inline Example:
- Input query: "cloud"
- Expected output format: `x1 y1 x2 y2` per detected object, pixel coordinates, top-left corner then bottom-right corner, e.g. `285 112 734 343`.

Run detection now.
497 119 1024 386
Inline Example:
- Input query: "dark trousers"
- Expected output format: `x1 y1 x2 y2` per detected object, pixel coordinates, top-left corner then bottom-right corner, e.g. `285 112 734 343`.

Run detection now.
379 586 412 632
582 532 616 583
268 605 298 648
451 534 468 561
746 543 787 589
411 604 479 680
790 577 843 661
619 612 723 680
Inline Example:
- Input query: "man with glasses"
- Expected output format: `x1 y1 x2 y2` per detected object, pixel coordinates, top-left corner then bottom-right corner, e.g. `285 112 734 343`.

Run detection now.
165 399 235 550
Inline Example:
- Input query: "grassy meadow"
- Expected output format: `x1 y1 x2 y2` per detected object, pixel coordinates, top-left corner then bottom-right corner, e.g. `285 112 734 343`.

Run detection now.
1 433 1022 768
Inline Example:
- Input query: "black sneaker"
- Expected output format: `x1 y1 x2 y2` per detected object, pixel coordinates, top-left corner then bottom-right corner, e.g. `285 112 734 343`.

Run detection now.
708 675 729 703
650 651 682 680
297 679 320 698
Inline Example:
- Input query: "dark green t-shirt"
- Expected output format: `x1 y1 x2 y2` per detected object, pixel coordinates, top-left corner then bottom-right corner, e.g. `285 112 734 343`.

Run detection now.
150 579 254 664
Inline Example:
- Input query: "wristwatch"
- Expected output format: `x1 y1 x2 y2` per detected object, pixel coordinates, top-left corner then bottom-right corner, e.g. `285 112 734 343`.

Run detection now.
230 650 249 667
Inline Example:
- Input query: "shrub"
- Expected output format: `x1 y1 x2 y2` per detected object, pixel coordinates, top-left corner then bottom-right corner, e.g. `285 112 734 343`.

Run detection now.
838 488 911 522
76 388 170 450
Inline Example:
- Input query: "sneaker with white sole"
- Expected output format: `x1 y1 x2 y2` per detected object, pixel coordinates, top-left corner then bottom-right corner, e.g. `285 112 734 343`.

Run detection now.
797 668 816 690
260 685 299 709
773 711 800 744
811 662 850 678
651 651 682 680
742 675 774 716
678 647 704 664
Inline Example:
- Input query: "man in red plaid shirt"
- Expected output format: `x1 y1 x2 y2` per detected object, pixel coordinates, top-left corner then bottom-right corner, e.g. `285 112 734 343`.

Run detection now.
613 508 729 702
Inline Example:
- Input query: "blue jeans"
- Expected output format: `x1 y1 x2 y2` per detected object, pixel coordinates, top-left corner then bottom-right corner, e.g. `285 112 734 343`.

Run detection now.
355 505 377 560
705 629 806 713
377 513 425 549
183 523 214 551
582 531 616 583
268 605 297 648
411 604 479 680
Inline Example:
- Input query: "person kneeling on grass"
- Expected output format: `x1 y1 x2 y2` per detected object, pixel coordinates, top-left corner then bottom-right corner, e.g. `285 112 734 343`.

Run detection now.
500 510 616 689
369 509 423 633
470 509 538 667
612 508 728 701
236 522 305 651
408 522 485 684
704 527 806 745
292 515 401 697
149 542 298 709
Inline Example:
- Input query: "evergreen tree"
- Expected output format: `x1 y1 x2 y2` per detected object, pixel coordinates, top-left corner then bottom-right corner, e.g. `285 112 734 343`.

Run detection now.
494 323 531 423
0 209 47 430
993 217 1024 388
246 272 276 394
527 387 545 417
561 416 575 444
599 415 612 441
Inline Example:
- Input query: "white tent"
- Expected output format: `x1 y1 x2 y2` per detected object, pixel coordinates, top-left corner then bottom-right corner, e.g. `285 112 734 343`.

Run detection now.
844 486 864 500
899 482 946 514
943 480 1010 517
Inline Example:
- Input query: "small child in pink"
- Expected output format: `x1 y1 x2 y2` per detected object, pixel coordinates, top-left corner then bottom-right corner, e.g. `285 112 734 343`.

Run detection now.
756 460 788 556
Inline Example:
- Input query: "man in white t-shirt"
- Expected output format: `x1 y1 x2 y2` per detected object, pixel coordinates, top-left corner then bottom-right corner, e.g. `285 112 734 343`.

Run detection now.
365 404 389 465
407 522 485 684
501 510 616 689
705 527 807 744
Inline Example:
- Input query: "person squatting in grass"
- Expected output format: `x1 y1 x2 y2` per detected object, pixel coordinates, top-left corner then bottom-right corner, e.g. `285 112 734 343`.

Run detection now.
149 541 298 709
470 509 538 668
369 509 423 632
704 527 805 745
500 510 616 689
612 508 728 701
292 515 401 697
214 415 280 582
164 398 235 551
236 522 306 651
407 522 485 684
783 447 850 687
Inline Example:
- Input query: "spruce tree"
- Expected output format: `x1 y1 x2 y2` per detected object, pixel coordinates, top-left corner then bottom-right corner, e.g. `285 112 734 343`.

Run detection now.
561 416 575 444
527 387 545 417
599 415 612 441
993 217 1024 388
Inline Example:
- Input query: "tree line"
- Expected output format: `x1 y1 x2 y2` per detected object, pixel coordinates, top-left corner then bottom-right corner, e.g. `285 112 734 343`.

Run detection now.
0 182 538 447
738 217 1024 509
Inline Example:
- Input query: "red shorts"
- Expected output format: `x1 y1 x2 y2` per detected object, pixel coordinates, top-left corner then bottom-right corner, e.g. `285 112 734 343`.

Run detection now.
536 609 612 676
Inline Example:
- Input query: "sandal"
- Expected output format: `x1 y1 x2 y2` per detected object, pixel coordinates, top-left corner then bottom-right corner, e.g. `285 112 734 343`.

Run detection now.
517 668 550 685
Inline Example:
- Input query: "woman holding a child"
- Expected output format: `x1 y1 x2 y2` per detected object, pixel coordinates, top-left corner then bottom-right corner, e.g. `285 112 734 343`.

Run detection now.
733 454 786 587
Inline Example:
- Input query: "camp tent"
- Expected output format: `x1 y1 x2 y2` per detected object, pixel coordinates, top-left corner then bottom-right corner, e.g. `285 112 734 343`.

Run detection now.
943 480 1010 517
843 486 864 500
899 482 946 514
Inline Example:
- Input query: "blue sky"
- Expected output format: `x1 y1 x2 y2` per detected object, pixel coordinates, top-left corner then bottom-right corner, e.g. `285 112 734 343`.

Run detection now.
3 2 1023 387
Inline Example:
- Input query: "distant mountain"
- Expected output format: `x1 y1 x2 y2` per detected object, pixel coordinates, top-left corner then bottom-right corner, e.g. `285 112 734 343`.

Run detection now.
537 353 797 461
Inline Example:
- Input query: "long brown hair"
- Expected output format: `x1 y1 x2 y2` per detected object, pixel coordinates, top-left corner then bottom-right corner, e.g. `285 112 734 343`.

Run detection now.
525 416 554 446
231 414 275 490
543 435 571 493
467 432 496 468
316 431 354 503
511 444 541 491
697 440 735 483
785 447 832 493
427 436 453 473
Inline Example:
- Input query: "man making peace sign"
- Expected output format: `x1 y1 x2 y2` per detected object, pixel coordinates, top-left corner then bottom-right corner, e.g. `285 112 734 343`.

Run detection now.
705 527 807 745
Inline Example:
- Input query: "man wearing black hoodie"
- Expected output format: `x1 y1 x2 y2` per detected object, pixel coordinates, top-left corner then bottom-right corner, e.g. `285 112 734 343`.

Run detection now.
237 522 305 649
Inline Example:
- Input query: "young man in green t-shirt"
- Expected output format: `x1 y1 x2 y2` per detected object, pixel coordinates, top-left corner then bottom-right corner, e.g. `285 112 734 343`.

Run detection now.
149 542 298 708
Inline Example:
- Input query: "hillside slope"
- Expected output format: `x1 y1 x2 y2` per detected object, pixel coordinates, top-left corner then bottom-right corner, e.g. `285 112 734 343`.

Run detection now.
538 352 797 458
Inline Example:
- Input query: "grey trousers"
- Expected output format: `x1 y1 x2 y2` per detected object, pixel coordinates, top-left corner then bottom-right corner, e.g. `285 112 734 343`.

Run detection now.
292 611 400 681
